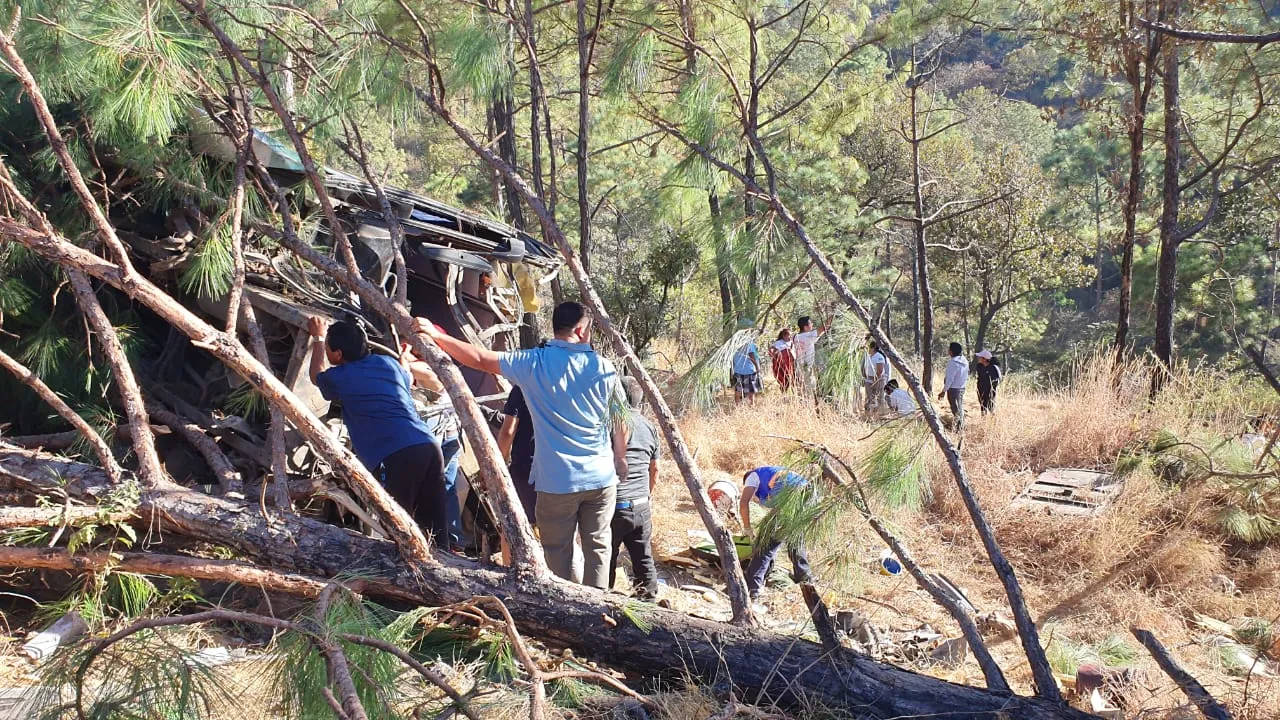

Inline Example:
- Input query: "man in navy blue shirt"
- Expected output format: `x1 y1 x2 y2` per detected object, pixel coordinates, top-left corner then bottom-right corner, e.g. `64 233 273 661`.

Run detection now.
416 302 627 589
308 317 447 540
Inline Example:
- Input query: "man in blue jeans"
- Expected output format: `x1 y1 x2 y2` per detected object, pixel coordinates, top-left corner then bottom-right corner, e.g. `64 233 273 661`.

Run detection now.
416 302 627 589
737 465 813 601
307 317 447 540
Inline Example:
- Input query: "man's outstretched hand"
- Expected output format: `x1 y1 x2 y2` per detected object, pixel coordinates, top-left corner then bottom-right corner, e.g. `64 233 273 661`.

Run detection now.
307 316 327 340
413 316 442 341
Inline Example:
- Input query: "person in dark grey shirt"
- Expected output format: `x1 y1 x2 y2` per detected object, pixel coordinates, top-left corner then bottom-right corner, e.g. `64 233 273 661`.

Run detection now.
610 377 661 599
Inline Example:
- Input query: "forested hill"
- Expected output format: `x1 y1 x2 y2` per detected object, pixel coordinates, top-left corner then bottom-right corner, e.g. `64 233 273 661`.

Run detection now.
1 0 1279 418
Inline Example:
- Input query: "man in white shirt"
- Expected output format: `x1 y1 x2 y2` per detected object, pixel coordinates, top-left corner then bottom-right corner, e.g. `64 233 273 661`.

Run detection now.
936 342 969 430
791 315 826 398
884 379 917 417
863 338 891 417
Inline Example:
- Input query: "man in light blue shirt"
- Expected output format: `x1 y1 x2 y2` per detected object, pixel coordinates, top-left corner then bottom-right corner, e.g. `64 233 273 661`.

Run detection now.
415 302 627 588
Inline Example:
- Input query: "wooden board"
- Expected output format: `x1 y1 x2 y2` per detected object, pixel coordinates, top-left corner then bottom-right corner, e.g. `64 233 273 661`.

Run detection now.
1013 468 1122 516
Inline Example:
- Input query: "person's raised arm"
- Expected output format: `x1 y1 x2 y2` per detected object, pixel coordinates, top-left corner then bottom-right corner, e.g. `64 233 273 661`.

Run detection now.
414 318 501 375
307 316 328 384
496 414 518 462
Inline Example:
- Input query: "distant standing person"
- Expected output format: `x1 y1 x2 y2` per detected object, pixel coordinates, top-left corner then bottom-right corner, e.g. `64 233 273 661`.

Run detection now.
974 350 1002 416
738 466 813 601
307 317 447 539
864 339 891 417
416 303 626 589
937 342 970 430
610 377 661 600
732 335 763 406
769 329 795 392
792 315 827 397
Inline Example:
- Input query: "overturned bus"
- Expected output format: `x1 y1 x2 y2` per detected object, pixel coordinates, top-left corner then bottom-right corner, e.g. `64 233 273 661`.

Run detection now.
123 121 558 540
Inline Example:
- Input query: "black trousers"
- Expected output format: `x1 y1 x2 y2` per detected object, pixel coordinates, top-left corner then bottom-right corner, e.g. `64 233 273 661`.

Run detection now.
511 467 537 526
609 500 658 599
381 442 448 541
977 386 996 415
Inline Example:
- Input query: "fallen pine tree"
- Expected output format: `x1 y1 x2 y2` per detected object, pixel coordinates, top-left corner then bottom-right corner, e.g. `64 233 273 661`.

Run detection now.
0 444 1096 720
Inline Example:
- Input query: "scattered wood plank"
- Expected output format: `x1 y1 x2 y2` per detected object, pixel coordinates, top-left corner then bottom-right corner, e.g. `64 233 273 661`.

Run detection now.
1013 469 1123 516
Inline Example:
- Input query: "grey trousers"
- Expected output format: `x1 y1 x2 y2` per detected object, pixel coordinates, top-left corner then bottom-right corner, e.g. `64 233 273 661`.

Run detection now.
536 485 616 589
864 377 886 415
946 388 965 430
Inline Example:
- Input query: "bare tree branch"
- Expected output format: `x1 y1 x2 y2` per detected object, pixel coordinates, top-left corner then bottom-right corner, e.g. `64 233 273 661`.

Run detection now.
0 349 123 482
1139 18 1280 45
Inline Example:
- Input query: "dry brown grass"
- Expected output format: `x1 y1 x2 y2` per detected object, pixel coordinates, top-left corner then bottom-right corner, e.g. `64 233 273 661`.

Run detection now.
663 354 1280 717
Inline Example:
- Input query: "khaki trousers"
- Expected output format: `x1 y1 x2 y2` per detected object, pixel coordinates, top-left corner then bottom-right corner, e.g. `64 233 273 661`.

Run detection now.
536 484 616 589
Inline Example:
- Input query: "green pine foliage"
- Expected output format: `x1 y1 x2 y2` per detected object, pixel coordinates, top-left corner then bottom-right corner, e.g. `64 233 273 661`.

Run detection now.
860 427 931 512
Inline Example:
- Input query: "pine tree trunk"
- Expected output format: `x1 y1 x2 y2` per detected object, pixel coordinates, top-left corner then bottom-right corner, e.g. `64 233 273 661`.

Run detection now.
1153 14 1181 393
576 0 592 271
66 271 167 486
709 193 736 319
1114 7 1161 364
910 80 934 390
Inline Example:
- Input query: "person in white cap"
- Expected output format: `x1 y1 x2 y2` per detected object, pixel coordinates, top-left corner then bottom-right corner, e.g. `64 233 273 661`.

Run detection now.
974 350 1002 416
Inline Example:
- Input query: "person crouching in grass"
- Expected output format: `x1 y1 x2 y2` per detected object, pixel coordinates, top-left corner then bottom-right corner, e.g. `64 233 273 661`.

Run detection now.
738 465 814 603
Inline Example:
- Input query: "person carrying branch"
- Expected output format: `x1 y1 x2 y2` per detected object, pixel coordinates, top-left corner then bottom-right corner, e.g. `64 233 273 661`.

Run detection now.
738 465 813 603
307 317 448 539
414 302 628 589
792 315 828 400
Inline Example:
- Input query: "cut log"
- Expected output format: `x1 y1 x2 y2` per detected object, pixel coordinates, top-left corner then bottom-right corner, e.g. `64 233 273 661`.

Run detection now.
0 446 1093 719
